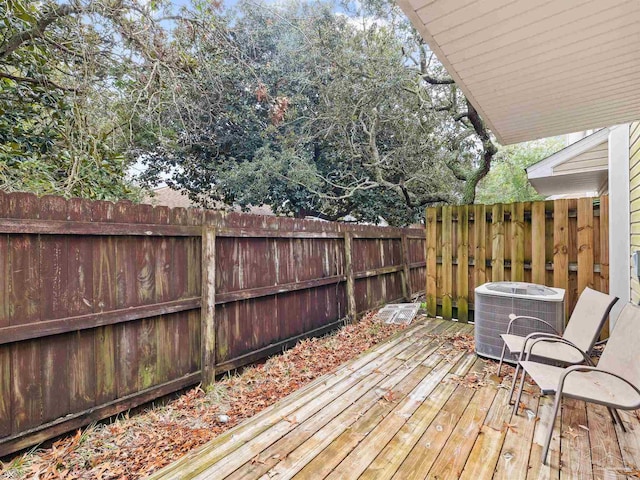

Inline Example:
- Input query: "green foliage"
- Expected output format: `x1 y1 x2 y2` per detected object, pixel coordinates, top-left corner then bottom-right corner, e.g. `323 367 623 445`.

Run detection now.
0 0 181 200
138 0 467 225
475 138 564 204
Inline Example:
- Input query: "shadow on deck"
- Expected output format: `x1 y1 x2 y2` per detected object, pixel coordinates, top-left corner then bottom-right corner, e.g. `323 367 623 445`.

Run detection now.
148 318 640 479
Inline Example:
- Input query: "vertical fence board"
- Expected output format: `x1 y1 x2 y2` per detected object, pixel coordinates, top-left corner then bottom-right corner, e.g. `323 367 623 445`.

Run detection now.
9 193 42 433
531 202 546 285
39 196 70 423
599 196 610 338
424 196 607 323
441 206 453 320
511 202 525 281
577 198 595 295
114 202 139 398
67 199 96 413
491 204 505 282
425 207 438 317
457 205 469 323
401 234 411 300
93 201 117 405
553 200 570 319
0 193 9 437
474 205 486 289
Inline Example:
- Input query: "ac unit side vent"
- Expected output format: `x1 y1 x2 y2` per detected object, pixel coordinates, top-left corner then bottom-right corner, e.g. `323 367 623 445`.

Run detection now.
474 282 565 362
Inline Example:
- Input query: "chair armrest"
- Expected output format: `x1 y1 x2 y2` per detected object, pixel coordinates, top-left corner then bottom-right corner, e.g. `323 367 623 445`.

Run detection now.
506 314 561 336
518 332 564 362
557 365 640 403
523 336 591 364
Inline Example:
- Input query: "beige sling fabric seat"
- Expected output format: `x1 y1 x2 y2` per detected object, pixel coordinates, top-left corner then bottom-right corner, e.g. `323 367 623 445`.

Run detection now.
498 287 618 402
516 302 640 465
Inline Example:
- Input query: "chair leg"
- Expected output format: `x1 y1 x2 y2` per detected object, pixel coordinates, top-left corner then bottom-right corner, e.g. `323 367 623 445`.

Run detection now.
512 366 528 416
497 343 508 377
508 362 521 405
542 393 562 465
607 407 627 433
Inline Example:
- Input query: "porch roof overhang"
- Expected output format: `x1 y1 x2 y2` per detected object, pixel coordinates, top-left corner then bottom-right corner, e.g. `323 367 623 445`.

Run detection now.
395 0 640 145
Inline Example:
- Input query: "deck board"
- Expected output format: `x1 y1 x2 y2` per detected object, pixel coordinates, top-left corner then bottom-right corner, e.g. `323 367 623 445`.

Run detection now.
147 318 640 480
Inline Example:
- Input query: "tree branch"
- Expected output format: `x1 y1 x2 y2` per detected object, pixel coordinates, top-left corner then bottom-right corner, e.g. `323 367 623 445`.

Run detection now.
422 74 455 85
0 4 81 59
0 70 79 92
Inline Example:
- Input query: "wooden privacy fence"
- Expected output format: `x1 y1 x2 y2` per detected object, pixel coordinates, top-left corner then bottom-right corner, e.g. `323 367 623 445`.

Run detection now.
0 191 425 456
425 196 609 323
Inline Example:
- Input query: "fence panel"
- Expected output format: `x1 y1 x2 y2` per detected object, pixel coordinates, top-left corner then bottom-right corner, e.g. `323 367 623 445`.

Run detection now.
0 191 425 456
425 197 609 323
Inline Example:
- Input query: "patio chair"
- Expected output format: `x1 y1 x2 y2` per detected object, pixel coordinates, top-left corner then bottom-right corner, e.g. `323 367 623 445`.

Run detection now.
514 302 640 465
497 286 618 403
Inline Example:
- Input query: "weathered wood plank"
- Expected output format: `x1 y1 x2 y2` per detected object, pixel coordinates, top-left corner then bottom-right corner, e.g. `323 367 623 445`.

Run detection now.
401 234 411 300
526 395 561 480
344 232 357 322
586 403 625 480
93 200 117 405
560 398 593 480
0 298 201 345
201 227 216 387
0 194 9 438
441 206 453 320
531 201 546 285
147 322 440 480
598 195 610 338
180 326 440 480
250 337 451 480
457 205 469 322
390 381 475 479
553 200 570 320
491 204 505 282
511 202 525 282
458 386 512 480
9 193 42 433
473 204 487 293
0 372 199 458
426 207 438 317
577 197 595 294
67 198 96 413
0 218 201 236
426 382 497 480
38 196 70 424
494 381 540 479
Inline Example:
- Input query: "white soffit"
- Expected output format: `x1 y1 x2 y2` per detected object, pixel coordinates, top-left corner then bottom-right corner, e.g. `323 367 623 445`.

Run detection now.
396 0 640 145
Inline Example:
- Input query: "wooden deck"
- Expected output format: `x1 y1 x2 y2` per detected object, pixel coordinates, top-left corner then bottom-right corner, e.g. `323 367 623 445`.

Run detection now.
149 318 640 480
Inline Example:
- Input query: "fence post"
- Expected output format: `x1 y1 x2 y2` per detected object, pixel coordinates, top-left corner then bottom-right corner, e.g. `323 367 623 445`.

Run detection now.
344 231 357 322
401 233 411 301
201 226 216 387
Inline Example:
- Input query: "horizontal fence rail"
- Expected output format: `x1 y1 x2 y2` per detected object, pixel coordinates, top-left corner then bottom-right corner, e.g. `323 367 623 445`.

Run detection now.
425 196 609 325
0 191 425 456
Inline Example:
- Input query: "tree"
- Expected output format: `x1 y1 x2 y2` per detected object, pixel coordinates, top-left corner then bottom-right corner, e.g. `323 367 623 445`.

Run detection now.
138 0 474 225
0 0 199 200
475 138 564 204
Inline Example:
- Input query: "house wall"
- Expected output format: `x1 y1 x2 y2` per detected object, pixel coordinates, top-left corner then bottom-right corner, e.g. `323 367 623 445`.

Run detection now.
554 141 609 174
630 122 640 304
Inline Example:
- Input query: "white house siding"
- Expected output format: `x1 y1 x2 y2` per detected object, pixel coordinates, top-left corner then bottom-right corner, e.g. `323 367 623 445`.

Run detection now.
553 142 609 175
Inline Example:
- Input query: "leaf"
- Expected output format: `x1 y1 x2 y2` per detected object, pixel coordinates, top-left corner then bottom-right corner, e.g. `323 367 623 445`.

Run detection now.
503 422 518 434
